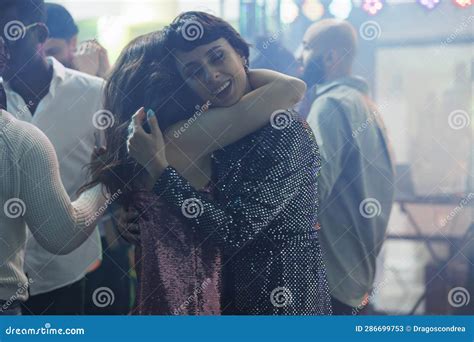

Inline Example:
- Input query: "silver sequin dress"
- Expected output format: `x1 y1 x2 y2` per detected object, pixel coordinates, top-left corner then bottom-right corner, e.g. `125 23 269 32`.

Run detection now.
153 113 332 315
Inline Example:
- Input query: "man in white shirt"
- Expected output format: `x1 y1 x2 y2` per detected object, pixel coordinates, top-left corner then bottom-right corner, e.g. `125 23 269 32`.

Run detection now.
297 19 394 314
0 0 104 314
44 3 110 78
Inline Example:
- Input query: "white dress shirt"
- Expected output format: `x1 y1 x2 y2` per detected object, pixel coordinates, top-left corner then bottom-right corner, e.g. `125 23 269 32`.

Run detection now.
3 58 105 295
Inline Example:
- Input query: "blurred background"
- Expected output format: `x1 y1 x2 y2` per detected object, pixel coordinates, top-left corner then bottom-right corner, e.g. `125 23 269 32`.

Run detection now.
53 0 473 315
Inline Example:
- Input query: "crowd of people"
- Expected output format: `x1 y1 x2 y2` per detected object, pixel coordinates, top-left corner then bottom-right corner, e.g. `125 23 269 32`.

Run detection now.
0 0 394 316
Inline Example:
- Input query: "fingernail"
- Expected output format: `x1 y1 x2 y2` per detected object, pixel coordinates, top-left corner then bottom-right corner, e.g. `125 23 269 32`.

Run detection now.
147 109 155 119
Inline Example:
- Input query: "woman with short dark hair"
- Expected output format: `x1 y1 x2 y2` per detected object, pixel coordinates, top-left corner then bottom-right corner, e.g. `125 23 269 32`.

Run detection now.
126 12 332 315
84 21 308 314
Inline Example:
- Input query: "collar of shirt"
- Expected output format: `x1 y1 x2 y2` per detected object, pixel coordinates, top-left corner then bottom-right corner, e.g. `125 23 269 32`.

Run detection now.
314 76 369 99
2 57 66 118
46 57 67 98
4 57 105 295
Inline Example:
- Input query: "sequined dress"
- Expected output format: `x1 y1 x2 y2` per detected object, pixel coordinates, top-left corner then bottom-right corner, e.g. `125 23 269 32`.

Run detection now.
153 113 332 315
132 184 222 315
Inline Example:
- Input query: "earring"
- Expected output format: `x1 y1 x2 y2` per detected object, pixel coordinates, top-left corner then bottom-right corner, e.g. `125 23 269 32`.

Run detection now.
243 57 249 73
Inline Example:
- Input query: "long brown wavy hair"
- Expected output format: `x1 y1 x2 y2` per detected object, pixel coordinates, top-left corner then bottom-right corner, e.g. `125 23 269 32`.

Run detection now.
79 31 198 203
81 12 252 203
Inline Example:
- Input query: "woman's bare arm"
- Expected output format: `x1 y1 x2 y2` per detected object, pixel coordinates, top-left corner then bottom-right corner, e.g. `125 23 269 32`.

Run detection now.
164 69 306 159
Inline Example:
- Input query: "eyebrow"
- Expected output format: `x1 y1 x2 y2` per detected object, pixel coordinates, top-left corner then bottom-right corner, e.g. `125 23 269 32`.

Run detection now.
206 45 223 57
183 45 223 72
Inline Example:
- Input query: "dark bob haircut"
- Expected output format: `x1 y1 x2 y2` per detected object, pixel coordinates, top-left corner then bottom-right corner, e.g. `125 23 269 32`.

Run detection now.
162 11 250 66
45 3 79 40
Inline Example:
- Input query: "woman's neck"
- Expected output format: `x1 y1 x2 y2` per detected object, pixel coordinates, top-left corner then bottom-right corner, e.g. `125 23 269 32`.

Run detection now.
243 74 253 94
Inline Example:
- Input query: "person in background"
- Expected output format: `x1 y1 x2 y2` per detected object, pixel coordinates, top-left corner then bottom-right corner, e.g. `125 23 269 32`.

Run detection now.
124 12 332 315
0 109 110 316
0 0 104 315
297 19 395 315
45 2 131 315
84 27 315 315
251 36 298 77
0 32 109 317
43 3 78 69
44 3 110 78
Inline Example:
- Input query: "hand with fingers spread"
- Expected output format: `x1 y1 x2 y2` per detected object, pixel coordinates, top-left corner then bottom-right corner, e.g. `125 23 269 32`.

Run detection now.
127 107 169 184
73 40 110 78
73 40 101 76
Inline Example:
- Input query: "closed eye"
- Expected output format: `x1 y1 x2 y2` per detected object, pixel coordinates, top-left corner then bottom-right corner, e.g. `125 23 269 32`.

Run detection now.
192 66 205 78
210 50 225 64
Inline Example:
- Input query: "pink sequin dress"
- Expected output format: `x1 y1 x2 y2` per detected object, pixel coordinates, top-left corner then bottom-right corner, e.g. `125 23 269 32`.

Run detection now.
131 183 222 315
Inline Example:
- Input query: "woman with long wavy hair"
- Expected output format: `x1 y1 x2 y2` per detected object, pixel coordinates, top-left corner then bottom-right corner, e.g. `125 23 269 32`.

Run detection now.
126 12 332 315
82 27 308 315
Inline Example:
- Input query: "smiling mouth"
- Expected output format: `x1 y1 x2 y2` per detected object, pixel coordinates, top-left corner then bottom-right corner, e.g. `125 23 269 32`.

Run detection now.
212 80 231 96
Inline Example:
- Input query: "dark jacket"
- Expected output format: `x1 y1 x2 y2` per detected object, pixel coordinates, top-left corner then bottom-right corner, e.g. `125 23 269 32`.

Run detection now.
154 110 332 315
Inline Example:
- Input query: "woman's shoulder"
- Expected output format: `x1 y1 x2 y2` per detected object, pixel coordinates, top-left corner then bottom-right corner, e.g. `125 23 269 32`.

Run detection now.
252 112 318 159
